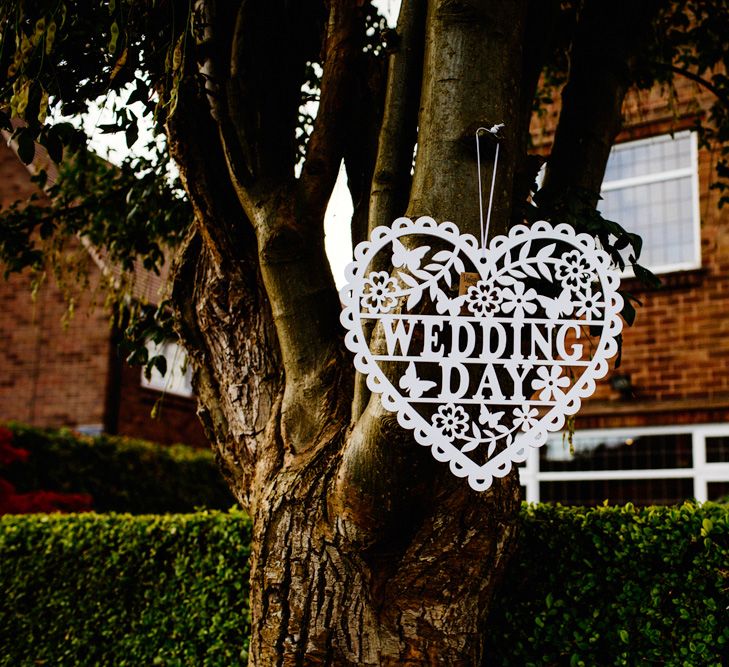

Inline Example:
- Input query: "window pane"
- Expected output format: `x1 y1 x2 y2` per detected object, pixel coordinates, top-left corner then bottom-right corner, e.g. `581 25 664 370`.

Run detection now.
707 481 729 501
603 133 692 182
540 478 694 506
140 340 194 398
598 132 698 273
600 176 695 268
706 437 729 463
541 433 693 472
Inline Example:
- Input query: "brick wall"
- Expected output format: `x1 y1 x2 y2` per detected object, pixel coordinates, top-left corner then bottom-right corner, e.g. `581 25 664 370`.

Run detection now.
0 142 112 430
532 78 729 429
0 259 112 431
0 141 207 446
113 360 208 448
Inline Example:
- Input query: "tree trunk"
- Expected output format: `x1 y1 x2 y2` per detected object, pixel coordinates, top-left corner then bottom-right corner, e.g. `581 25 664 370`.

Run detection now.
163 0 637 663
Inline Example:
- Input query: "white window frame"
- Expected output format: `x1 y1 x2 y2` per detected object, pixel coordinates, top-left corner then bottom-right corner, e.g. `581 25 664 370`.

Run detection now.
519 422 729 503
140 339 194 398
600 130 702 275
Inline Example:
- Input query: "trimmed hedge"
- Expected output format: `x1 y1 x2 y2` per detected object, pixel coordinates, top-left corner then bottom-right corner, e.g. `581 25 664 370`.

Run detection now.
487 503 729 666
1 504 728 665
0 511 252 666
3 423 233 513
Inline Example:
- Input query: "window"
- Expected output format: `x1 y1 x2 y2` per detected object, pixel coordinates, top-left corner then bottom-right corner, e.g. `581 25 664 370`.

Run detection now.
519 423 729 505
140 339 193 398
599 131 700 274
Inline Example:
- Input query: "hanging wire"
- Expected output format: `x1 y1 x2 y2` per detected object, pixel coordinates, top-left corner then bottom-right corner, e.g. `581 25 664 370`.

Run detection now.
475 124 504 252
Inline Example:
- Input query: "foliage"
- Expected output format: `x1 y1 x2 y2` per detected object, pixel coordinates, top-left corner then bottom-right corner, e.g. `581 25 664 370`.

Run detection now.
3 422 233 514
0 511 252 667
0 0 193 272
1 1 727 342
487 502 729 667
0 504 727 666
0 426 92 514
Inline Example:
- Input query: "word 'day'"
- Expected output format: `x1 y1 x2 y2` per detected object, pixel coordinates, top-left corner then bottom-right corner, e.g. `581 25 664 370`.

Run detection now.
340 217 623 491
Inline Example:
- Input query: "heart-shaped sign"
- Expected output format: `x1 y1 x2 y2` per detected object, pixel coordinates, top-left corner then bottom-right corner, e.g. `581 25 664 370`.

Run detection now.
340 217 623 491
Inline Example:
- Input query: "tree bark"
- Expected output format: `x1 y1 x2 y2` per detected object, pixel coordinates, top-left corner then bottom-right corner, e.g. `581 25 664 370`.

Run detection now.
166 0 555 664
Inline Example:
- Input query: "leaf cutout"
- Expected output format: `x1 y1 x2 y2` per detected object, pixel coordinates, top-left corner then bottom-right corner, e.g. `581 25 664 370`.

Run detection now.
435 290 450 314
453 256 465 274
537 243 556 261
398 271 418 288
460 439 480 453
432 249 453 262
537 261 552 280
521 262 540 279
518 240 532 262
407 288 422 311
487 439 497 458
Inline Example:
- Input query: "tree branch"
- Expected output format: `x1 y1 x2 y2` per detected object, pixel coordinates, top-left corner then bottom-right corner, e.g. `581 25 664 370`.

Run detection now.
166 67 284 511
351 0 426 422
297 0 360 226
249 0 363 455
656 61 729 110
367 0 427 238
539 1 663 209
192 0 354 456
336 0 529 546
510 0 562 215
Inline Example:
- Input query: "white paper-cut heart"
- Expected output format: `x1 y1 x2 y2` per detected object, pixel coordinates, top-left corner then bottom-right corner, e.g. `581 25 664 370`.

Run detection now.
340 217 623 492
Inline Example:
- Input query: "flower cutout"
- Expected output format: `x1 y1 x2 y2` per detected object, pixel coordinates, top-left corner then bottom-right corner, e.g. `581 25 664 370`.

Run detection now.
531 365 571 402
432 404 469 439
465 280 502 317
512 405 539 432
556 250 594 291
574 287 604 319
361 271 399 313
500 283 538 319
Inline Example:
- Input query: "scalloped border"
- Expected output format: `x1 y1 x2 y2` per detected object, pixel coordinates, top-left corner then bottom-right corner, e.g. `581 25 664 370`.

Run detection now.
339 217 623 492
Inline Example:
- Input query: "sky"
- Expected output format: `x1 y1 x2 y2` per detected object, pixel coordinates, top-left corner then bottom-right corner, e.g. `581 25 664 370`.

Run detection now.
75 0 402 290
324 0 399 287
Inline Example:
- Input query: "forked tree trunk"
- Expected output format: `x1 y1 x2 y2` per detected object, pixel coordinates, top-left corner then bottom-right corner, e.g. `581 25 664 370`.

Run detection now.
164 0 644 663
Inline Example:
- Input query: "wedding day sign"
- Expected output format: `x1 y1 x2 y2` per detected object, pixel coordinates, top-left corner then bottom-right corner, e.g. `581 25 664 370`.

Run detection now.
340 216 623 491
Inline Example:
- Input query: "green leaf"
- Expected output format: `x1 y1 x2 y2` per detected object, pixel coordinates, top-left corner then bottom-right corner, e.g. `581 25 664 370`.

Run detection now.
125 122 139 149
108 20 120 53
620 295 636 327
152 353 167 377
632 263 661 289
16 131 36 165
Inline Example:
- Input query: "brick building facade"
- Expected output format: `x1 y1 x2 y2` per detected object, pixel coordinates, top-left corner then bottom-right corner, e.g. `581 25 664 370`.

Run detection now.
2 73 728 501
520 77 729 504
0 139 207 448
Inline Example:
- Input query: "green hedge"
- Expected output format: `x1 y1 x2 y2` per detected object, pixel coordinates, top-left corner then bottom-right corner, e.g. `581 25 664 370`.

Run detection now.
486 503 729 666
3 423 233 513
1 504 728 666
0 511 252 666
